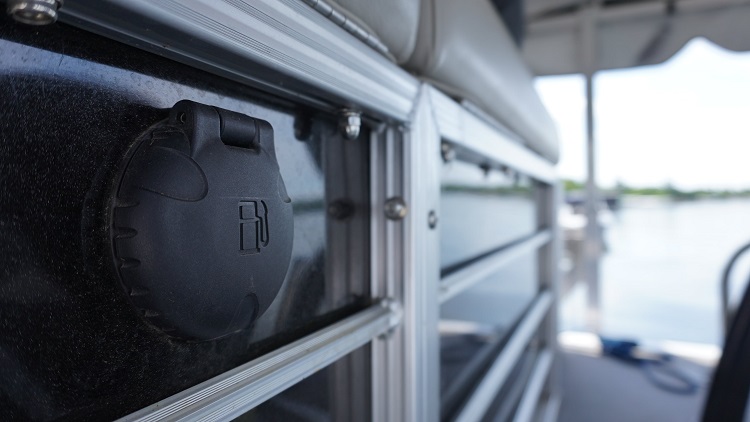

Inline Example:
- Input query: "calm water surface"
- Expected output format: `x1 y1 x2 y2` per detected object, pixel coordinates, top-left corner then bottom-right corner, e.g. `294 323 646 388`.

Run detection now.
562 198 750 346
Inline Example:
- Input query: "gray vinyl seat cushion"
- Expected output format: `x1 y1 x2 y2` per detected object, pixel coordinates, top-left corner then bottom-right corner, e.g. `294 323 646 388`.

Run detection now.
327 0 560 163
405 0 560 163
329 0 421 63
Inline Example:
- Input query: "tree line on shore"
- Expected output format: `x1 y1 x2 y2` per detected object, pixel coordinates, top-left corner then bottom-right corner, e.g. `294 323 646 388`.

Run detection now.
563 180 750 199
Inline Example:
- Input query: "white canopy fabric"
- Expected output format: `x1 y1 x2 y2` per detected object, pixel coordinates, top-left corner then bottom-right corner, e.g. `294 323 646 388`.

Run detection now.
522 0 750 75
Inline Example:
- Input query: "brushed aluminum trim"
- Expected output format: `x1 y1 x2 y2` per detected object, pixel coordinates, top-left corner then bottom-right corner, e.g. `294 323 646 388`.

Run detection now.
454 292 553 422
429 87 557 184
60 0 418 121
440 230 553 304
118 304 399 422
513 349 555 422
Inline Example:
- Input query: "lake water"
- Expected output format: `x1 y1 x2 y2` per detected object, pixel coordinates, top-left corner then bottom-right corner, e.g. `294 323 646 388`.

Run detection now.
561 197 750 346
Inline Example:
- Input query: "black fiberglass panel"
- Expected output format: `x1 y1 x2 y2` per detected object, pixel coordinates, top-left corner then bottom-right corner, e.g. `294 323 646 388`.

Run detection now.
0 17 370 420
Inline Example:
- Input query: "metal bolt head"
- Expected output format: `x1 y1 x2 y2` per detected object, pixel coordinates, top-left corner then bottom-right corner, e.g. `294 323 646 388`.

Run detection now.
293 115 313 141
428 211 438 229
384 197 407 220
327 199 355 221
479 163 490 176
441 141 456 162
340 110 361 140
8 0 61 26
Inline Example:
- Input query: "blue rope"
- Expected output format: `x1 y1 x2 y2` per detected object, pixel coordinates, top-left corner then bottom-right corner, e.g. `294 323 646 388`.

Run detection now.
600 336 699 395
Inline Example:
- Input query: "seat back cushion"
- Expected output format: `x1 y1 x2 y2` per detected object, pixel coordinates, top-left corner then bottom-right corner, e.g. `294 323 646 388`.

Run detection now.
331 0 421 64
406 0 560 163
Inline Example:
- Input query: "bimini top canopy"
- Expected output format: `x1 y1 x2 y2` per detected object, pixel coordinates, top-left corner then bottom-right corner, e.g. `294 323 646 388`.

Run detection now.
523 0 750 75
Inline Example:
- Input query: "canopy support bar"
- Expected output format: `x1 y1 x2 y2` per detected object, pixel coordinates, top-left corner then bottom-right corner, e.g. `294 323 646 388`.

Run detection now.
583 1 601 333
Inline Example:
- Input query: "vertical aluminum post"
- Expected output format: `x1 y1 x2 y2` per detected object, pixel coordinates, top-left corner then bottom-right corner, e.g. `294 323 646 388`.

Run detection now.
402 86 441 422
583 2 601 332
537 181 562 413
370 86 440 422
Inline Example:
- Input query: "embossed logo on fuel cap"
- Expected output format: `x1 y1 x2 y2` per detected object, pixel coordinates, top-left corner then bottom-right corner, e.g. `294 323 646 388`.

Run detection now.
239 200 269 254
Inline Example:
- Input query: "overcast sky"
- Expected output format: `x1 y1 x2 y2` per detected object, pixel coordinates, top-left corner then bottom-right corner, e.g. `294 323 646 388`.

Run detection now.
535 38 750 190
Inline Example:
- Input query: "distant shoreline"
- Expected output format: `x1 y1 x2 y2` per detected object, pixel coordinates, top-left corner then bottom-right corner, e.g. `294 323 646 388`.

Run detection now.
564 179 750 200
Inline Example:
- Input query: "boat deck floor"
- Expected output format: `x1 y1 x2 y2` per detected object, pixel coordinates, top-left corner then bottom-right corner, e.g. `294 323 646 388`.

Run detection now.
558 350 713 422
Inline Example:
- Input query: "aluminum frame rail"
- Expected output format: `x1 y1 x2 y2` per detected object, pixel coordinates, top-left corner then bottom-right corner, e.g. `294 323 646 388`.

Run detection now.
454 291 554 422
428 87 556 185
370 88 441 422
118 304 400 422
540 395 563 422
440 230 553 304
536 183 563 422
60 0 419 121
512 350 555 422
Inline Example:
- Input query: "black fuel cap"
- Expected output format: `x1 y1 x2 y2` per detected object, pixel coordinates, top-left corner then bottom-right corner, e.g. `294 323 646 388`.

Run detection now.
110 101 293 341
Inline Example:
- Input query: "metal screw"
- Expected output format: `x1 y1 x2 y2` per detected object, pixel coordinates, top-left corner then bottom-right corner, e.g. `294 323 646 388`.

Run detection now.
441 141 456 162
327 199 355 221
384 197 407 220
428 211 438 229
7 0 61 26
293 114 313 141
377 298 403 338
340 109 361 140
480 163 491 177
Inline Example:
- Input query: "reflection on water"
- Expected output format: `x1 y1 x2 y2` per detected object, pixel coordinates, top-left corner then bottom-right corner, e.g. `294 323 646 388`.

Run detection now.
561 198 750 346
440 158 537 270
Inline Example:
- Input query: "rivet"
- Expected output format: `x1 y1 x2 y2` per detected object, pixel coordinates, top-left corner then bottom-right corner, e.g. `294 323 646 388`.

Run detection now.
428 211 438 229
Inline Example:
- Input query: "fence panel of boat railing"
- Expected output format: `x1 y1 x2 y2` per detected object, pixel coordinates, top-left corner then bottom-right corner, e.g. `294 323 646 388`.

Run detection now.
62 3 560 420
113 83 561 422
118 304 400 422
429 85 561 422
